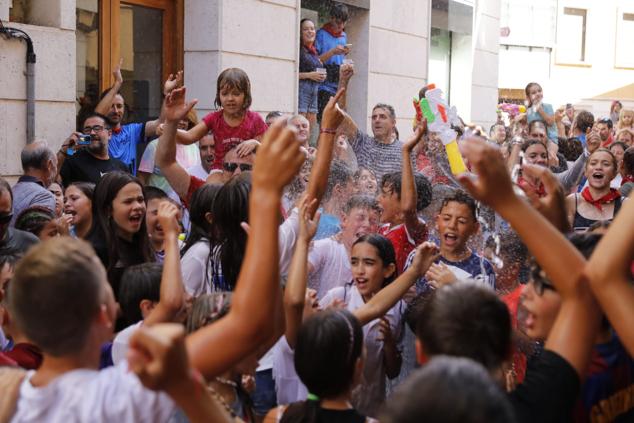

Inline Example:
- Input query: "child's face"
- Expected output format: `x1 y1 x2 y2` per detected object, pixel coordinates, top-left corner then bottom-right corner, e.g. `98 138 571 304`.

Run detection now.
524 143 548 168
521 280 561 341
622 112 633 127
38 220 60 241
111 183 146 239
435 201 478 255
341 207 380 242
351 242 393 298
527 84 543 104
145 198 169 245
64 185 92 226
355 170 377 195
377 183 400 224
219 85 246 114
0 263 14 299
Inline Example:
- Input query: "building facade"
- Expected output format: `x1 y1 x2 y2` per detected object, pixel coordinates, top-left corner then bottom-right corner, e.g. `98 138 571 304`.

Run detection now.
498 0 634 115
1 0 500 178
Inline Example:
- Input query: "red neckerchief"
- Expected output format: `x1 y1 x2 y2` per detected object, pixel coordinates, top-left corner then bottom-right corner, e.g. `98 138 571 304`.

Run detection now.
112 126 122 134
518 176 546 198
581 187 621 212
304 42 318 56
322 22 343 38
622 174 634 186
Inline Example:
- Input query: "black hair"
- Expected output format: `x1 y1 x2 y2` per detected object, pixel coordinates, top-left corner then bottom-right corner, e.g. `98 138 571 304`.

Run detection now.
330 2 349 21
381 171 432 212
521 138 547 153
623 146 634 175
214 68 252 110
92 171 154 288
118 262 162 327
380 356 517 423
181 184 221 255
282 309 363 423
14 206 55 238
598 117 613 130
353 234 397 286
0 177 12 204
67 181 95 201
610 141 628 154
414 282 512 371
558 137 583 162
324 160 354 201
574 110 595 134
439 190 477 221
211 174 251 290
342 194 381 215
143 186 169 203
80 112 113 130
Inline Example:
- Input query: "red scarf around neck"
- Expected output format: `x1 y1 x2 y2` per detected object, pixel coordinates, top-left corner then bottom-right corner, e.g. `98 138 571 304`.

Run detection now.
581 187 620 211
517 176 546 198
322 22 343 38
622 174 634 186
112 126 122 134
303 42 318 56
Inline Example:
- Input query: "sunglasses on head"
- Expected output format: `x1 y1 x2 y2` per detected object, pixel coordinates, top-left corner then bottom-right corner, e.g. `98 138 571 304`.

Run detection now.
223 163 252 173
529 260 555 296
0 213 13 225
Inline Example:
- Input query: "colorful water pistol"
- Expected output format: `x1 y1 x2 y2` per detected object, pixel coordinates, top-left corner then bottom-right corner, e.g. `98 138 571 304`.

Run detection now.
497 103 526 118
419 84 467 175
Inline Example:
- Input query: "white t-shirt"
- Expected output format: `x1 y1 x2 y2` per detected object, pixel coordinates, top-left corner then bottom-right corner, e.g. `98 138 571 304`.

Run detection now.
321 284 405 418
180 239 215 296
186 163 210 181
307 237 351 300
11 361 177 422
272 336 307 405
111 321 144 365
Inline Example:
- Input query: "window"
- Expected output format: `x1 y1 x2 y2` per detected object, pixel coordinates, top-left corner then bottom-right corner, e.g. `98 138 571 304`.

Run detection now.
615 11 634 68
557 7 587 64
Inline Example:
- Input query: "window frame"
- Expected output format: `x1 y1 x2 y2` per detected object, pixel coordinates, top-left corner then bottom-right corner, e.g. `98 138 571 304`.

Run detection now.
554 3 591 67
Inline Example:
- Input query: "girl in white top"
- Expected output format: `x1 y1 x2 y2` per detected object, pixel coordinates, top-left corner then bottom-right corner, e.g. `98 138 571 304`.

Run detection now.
273 201 439 417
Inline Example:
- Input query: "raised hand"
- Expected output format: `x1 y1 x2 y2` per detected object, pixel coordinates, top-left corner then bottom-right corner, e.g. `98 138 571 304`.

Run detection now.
426 262 457 289
586 126 601 153
407 242 440 277
458 138 515 209
320 88 346 131
163 70 184 96
113 58 123 85
235 139 260 157
339 63 354 83
252 120 304 193
403 123 426 153
298 197 320 242
164 87 198 123
157 201 181 236
520 163 569 232
377 317 395 344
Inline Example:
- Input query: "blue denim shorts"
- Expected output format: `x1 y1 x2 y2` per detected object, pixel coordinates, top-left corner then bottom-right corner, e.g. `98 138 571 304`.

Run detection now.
298 80 320 114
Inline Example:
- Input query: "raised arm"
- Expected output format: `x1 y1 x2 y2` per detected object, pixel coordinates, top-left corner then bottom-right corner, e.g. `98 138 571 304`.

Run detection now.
585 197 634 355
306 88 345 217
155 88 198 199
283 199 320 349
401 125 428 240
95 58 123 116
354 242 438 326
186 120 305 378
144 71 184 138
144 202 185 326
459 138 600 378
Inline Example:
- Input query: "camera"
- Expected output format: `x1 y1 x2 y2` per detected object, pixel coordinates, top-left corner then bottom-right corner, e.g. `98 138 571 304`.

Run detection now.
78 134 92 145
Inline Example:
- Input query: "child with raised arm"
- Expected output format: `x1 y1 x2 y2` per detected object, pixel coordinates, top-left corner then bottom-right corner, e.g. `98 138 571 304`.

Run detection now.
173 68 267 170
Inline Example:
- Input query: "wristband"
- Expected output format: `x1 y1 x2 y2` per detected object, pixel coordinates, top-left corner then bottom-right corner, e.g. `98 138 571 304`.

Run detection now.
320 128 337 135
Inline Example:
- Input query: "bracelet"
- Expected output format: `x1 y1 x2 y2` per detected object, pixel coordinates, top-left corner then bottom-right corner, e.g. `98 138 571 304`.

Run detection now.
320 128 337 135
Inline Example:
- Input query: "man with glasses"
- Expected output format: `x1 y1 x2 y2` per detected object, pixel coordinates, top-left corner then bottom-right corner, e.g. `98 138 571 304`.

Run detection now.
59 113 129 187
0 178 38 256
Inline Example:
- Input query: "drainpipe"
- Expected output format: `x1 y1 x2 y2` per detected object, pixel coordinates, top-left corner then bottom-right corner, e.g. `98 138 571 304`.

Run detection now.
0 21 36 144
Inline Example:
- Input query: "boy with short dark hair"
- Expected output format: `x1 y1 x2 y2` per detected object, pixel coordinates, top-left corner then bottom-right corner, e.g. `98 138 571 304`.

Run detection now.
404 190 495 293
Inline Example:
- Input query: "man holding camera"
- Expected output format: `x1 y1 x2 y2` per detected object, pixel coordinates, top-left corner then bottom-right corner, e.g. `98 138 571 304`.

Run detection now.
58 113 129 187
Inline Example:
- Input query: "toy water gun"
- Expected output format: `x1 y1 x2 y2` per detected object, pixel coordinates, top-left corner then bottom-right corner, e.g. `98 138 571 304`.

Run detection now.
497 103 526 118
419 84 467 175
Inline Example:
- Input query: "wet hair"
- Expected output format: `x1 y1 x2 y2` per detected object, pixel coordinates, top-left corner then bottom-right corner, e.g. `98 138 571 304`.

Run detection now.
521 138 547 153
439 190 477 221
80 113 113 130
21 141 54 172
211 174 251 290
143 186 169 203
330 2 349 21
372 103 396 120
214 68 252 110
14 206 55 238
324 160 354 201
610 141 628 155
623 147 634 175
92 171 154 284
8 237 104 356
497 230 528 265
181 184 222 255
186 292 232 334
118 262 162 327
342 194 381 216
265 110 283 124
524 82 541 106
67 181 95 200
574 110 595 134
558 137 583 162
381 171 432 212
380 356 517 423
414 282 512 371
281 310 363 423
528 119 546 134
586 148 618 174
0 177 12 204
353 234 397 286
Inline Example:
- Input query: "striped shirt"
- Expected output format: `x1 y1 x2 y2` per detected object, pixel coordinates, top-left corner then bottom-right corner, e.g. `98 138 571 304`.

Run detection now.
350 130 414 180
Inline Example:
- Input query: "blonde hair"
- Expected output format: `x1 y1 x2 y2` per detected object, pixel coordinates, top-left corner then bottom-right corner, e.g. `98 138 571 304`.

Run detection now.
617 108 634 131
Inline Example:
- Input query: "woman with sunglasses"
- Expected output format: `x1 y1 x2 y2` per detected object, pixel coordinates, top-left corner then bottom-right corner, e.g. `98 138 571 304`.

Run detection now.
522 233 634 423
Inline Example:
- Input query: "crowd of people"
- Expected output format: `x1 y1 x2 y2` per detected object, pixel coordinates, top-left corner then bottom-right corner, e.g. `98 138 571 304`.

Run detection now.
0 3 633 422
